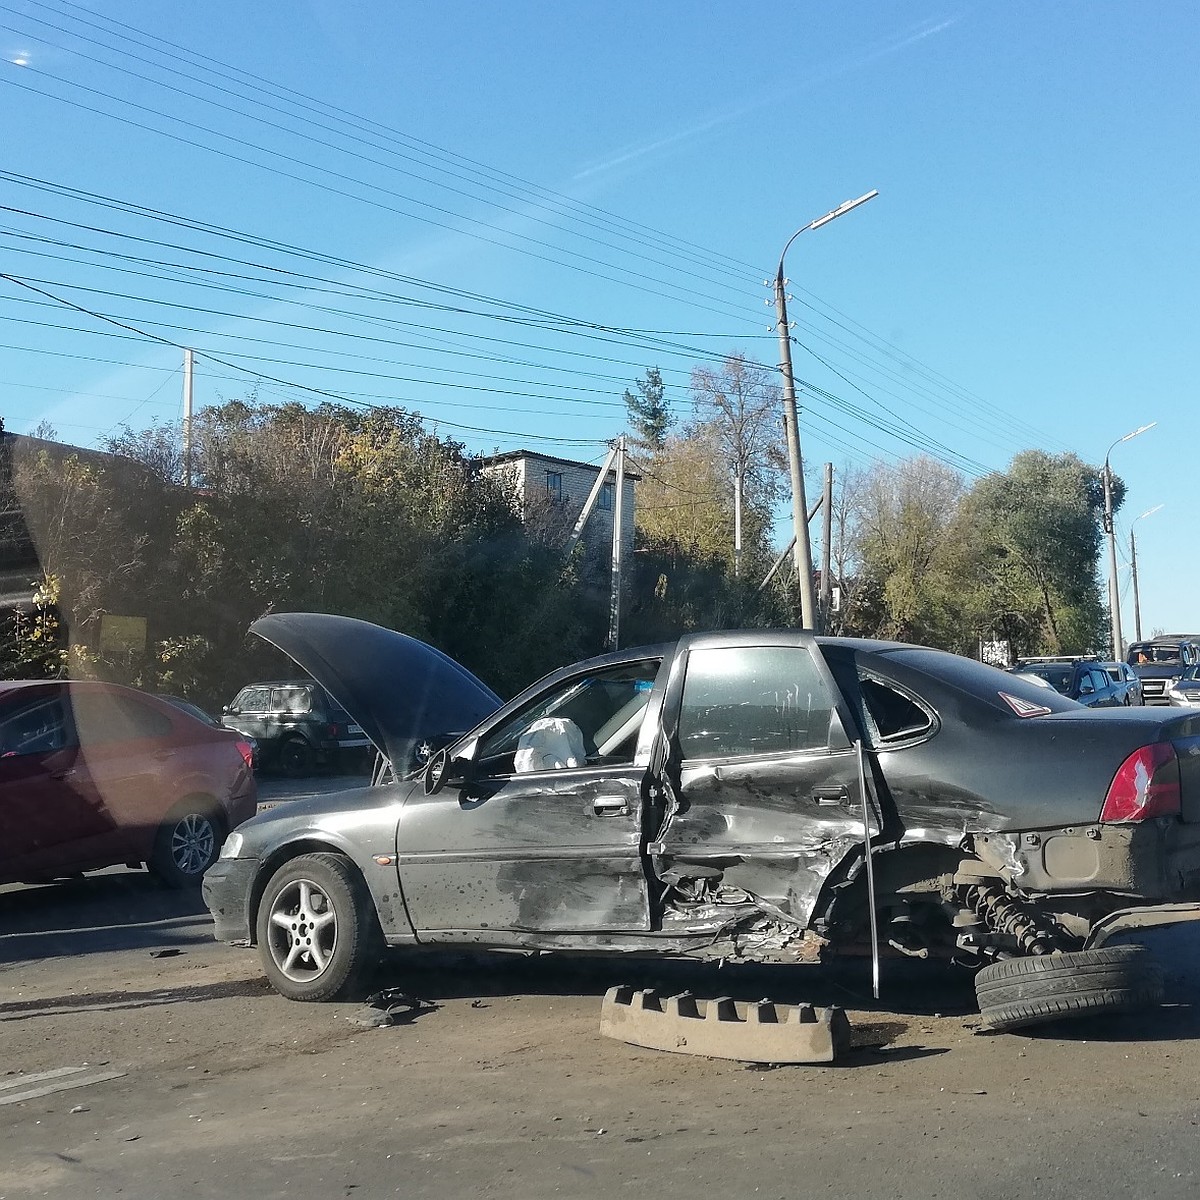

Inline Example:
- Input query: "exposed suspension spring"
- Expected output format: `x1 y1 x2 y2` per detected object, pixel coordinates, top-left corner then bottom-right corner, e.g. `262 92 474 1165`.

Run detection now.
963 883 1063 955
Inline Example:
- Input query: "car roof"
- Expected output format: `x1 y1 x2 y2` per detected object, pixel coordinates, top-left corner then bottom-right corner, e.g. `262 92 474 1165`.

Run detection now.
0 679 139 695
234 679 322 688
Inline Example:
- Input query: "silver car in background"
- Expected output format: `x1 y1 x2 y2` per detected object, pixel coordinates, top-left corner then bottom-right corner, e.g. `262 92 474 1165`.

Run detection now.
1168 666 1200 708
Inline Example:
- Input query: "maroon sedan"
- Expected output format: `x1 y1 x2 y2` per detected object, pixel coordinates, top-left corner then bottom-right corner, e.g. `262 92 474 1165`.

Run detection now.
0 680 257 887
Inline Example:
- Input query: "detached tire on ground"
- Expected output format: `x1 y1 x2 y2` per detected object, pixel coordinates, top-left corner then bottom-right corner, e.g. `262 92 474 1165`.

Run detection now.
256 852 383 1002
975 945 1163 1032
150 802 224 888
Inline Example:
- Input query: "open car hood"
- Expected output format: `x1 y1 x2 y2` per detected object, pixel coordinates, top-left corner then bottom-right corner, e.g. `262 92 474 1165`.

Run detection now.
249 613 503 768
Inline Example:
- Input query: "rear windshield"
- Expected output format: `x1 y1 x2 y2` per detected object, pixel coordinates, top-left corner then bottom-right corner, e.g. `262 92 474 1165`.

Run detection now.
877 647 1081 714
1012 664 1072 694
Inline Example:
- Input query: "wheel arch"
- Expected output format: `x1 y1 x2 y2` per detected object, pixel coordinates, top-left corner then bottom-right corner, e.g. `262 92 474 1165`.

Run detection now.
813 839 966 944
248 836 409 946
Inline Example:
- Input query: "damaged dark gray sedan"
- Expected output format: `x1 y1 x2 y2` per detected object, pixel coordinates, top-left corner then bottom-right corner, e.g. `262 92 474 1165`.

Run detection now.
203 614 1200 1030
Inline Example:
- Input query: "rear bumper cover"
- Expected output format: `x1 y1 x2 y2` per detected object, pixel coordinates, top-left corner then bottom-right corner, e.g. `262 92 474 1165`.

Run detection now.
974 818 1200 899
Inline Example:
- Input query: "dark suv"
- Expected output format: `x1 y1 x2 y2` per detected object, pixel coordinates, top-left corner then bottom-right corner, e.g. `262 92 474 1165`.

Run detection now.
221 680 371 776
1008 656 1124 707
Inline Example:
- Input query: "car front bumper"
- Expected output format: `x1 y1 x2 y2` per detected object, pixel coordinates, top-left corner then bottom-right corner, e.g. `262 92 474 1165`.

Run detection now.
202 856 259 943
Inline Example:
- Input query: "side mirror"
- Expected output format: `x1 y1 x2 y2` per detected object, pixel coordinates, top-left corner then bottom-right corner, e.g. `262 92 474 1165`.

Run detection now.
223 705 236 715
424 738 478 796
1078 679 1094 695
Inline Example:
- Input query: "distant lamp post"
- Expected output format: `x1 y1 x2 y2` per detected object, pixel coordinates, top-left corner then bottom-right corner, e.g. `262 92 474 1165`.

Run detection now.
1129 504 1163 643
774 189 878 630
1103 422 1156 658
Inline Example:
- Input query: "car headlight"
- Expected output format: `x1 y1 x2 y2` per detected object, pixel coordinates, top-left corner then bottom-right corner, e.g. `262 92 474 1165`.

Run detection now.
219 832 245 860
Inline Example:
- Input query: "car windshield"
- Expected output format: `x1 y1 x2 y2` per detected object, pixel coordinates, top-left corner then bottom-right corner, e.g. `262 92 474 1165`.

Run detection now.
1129 644 1183 665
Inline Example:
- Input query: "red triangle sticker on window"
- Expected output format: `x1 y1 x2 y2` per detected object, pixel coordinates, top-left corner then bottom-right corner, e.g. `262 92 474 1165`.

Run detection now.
999 691 1053 718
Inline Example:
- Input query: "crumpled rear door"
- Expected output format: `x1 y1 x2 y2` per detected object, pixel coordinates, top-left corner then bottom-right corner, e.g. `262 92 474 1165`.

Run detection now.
651 634 863 929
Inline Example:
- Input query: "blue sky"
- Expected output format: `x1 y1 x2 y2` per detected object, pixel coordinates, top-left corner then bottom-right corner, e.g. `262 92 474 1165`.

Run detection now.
1 1 1196 637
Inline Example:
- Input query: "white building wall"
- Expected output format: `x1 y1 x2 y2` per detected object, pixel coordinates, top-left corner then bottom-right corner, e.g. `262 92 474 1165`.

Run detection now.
481 451 636 560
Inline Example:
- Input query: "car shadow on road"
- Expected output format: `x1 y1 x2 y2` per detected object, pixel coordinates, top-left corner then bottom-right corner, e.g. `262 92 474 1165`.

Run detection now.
998 1001 1200 1043
369 949 980 1021
0 872 211 965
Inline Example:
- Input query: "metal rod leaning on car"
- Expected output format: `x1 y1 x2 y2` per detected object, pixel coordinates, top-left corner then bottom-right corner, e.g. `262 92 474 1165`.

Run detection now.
857 737 881 1000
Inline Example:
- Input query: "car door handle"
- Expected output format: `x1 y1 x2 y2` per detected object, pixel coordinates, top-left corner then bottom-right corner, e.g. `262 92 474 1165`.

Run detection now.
592 796 630 817
814 786 850 807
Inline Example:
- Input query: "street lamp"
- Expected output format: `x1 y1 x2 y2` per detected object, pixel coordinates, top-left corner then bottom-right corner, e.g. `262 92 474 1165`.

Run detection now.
1103 422 1156 658
774 189 878 630
1129 504 1163 643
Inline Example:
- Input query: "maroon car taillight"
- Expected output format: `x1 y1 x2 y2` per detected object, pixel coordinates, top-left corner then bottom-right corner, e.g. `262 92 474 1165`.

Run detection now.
1101 742 1181 822
327 722 340 737
235 740 254 770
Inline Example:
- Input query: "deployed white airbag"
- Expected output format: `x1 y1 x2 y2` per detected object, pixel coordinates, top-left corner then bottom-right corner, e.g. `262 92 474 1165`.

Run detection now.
514 717 587 773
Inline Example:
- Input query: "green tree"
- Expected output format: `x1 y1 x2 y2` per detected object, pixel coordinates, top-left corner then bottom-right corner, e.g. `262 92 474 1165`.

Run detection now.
847 456 973 649
962 451 1115 656
623 367 672 453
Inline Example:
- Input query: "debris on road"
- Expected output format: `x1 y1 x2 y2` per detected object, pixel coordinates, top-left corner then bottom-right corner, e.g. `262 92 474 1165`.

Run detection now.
599 985 851 1064
347 988 440 1028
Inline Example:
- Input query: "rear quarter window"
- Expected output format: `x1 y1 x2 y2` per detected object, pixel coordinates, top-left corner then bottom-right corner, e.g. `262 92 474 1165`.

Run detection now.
860 676 935 743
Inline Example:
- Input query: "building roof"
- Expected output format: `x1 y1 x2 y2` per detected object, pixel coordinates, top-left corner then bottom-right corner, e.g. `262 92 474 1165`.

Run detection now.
477 448 641 481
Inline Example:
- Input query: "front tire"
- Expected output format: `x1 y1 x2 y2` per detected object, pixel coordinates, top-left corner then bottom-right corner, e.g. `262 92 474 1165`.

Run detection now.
975 945 1163 1032
256 852 381 1002
150 803 224 888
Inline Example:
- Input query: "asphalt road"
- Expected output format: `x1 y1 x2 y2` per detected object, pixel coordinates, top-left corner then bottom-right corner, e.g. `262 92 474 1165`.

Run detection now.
3 775 1200 1199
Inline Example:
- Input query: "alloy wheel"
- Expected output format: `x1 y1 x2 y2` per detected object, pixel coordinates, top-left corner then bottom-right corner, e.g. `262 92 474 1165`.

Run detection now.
170 813 216 876
266 878 339 982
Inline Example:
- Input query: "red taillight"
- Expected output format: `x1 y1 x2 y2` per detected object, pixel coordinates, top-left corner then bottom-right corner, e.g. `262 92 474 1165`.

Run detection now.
235 739 254 770
327 722 339 737
1101 742 1181 822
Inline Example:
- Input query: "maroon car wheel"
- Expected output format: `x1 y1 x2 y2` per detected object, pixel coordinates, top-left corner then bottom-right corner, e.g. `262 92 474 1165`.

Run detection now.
150 802 224 888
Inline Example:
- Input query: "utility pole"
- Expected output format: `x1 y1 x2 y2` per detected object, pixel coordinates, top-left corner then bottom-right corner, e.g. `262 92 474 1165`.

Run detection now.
1103 463 1121 658
819 462 833 632
773 274 817 628
182 348 194 489
1129 504 1162 645
733 461 743 578
1129 527 1143 644
608 435 626 651
773 191 877 629
564 443 618 561
1103 423 1155 659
